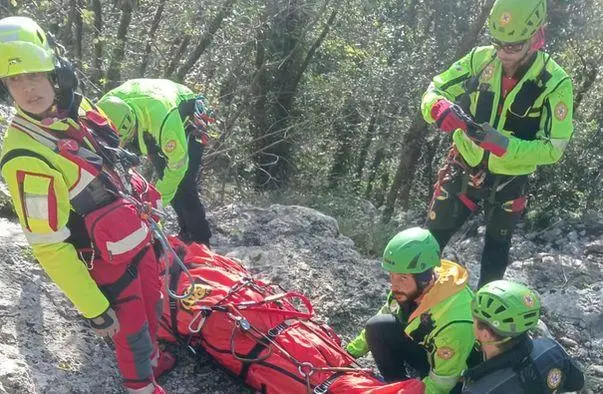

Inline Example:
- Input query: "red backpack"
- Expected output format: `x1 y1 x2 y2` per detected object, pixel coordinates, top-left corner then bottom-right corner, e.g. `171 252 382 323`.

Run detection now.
159 238 424 394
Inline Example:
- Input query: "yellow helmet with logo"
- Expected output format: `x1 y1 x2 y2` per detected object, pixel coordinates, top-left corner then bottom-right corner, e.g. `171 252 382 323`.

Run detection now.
0 16 55 78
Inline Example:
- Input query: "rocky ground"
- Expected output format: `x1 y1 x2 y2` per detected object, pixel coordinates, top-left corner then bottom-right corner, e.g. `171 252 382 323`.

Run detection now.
0 202 602 393
0 97 601 393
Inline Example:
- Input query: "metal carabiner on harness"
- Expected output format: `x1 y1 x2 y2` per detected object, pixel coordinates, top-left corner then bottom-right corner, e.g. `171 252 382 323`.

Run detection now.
78 248 96 271
188 306 212 334
297 361 316 394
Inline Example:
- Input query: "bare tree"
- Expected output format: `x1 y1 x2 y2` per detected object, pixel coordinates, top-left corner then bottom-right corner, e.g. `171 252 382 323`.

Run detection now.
174 0 237 82
104 0 135 91
164 35 191 79
90 0 104 86
381 0 495 223
139 0 167 76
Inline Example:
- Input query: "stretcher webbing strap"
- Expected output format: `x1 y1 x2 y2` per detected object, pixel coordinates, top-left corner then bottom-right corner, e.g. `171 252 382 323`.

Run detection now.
313 371 346 394
238 319 297 379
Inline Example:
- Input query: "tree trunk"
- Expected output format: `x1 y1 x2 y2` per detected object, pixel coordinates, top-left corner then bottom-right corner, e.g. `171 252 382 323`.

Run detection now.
290 8 338 92
90 0 104 87
374 172 390 208
174 0 237 82
253 2 337 188
139 0 167 76
381 112 425 222
252 0 305 188
328 96 362 189
73 0 83 64
164 35 190 79
62 0 76 52
250 24 270 187
365 144 386 200
104 1 135 91
381 0 495 223
355 113 377 181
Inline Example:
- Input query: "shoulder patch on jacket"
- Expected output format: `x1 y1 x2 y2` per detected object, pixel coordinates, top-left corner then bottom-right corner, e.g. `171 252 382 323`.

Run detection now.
554 102 568 121
436 346 456 360
482 63 495 82
546 368 563 390
164 139 178 153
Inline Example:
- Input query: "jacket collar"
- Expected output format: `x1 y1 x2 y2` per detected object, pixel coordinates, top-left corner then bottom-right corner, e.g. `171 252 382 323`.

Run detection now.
409 260 469 321
463 335 532 383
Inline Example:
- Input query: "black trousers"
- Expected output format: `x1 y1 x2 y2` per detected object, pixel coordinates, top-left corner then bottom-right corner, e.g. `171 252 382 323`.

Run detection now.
365 314 430 382
170 137 212 245
427 159 528 288
150 136 212 246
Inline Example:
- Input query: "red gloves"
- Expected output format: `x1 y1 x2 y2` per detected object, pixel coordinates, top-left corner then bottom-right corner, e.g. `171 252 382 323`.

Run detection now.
431 99 469 133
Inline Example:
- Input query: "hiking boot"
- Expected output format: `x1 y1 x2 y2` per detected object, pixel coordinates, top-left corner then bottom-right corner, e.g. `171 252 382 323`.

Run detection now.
153 350 176 379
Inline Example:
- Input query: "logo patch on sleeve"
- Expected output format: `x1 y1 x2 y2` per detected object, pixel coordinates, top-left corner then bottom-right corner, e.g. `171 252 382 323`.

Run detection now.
554 102 568 121
546 368 563 390
436 347 455 360
164 139 178 153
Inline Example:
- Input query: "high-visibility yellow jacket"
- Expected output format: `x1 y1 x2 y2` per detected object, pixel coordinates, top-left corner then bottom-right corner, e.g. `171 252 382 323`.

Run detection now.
347 261 476 394
0 97 111 318
99 79 197 205
421 46 573 175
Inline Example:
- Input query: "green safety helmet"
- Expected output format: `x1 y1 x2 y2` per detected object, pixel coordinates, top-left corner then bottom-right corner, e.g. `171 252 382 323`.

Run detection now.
382 227 441 274
97 96 137 142
488 0 547 43
472 280 541 337
0 16 55 78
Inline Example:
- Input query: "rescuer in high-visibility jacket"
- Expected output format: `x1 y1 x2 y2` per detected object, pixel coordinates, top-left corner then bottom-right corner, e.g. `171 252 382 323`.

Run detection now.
98 79 215 246
0 17 174 394
421 0 573 288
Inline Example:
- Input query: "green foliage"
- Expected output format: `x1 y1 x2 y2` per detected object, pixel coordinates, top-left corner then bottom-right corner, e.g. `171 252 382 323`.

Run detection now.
4 0 603 231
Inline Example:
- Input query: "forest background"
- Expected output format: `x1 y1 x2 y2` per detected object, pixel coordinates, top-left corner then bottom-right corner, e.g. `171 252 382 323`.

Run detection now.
1 0 602 255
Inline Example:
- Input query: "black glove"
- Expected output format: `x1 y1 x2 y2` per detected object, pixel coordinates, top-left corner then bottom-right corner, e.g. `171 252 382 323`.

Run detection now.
465 123 509 157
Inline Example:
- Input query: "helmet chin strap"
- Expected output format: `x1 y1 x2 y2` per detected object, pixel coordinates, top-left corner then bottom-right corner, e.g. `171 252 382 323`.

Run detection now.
531 27 546 51
477 336 512 347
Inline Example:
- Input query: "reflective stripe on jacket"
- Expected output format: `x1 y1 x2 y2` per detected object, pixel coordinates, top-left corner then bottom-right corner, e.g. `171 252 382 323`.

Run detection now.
0 97 115 318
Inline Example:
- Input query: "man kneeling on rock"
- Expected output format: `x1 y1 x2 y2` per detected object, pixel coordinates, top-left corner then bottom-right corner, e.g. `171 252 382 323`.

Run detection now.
346 227 476 394
462 280 584 393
